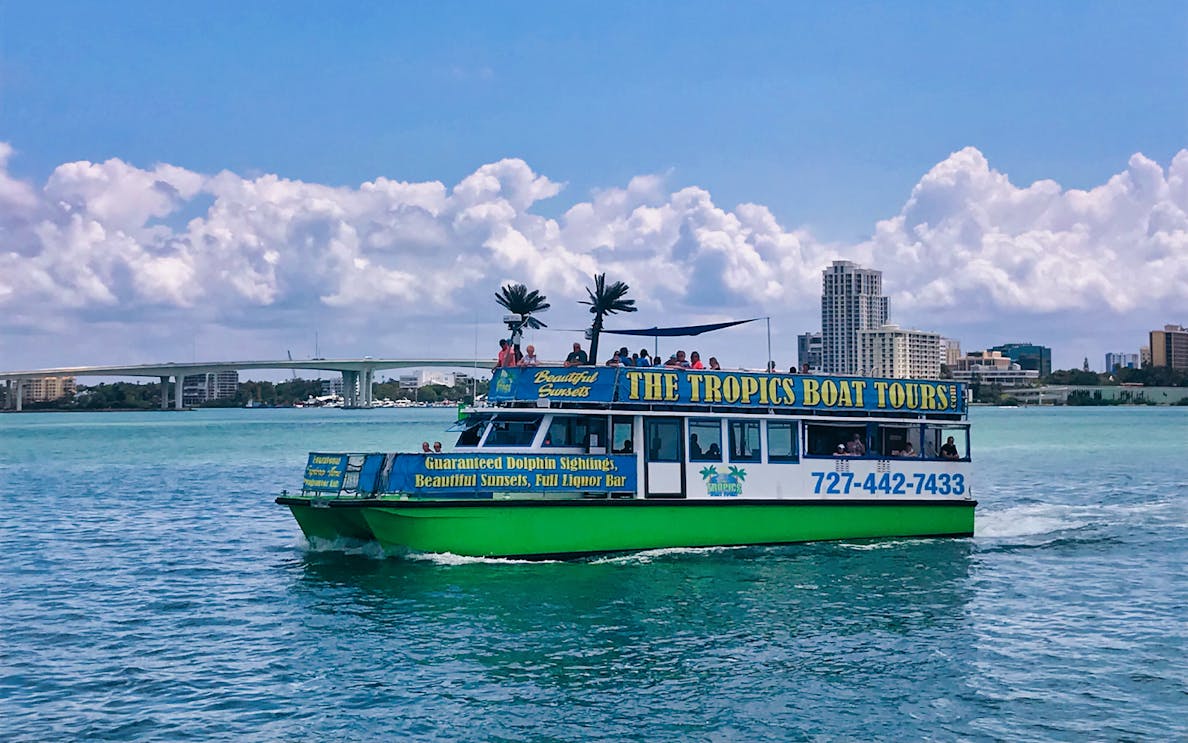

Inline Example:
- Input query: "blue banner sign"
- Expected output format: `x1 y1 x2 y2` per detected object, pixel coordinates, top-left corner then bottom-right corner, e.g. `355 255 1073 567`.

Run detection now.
303 453 348 492
385 452 636 495
618 369 964 414
487 366 964 414
489 367 619 403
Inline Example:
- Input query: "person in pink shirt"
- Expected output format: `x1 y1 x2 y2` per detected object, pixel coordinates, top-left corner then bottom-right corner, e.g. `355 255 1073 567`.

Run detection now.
689 351 705 369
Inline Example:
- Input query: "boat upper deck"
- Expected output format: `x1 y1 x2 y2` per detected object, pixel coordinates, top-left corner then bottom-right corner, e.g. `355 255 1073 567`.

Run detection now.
488 366 967 421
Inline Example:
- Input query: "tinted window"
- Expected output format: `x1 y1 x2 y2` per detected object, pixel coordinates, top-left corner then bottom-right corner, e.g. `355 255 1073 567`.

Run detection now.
689 419 722 461
767 421 798 462
485 416 542 447
805 423 867 456
646 418 682 462
727 420 761 462
543 415 607 448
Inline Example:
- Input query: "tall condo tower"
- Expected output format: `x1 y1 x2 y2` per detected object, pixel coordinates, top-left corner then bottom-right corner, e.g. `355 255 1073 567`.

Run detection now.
821 260 888 374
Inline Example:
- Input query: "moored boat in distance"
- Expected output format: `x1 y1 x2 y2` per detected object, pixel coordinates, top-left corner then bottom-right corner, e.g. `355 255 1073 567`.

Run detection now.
278 366 974 558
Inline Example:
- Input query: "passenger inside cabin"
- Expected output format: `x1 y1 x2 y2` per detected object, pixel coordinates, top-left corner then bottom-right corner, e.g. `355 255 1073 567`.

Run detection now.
705 443 720 458
619 439 633 454
897 442 915 457
940 436 960 460
834 444 847 456
845 433 866 456
689 433 703 457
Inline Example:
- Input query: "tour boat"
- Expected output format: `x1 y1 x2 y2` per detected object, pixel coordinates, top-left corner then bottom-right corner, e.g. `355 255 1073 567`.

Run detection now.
277 366 975 558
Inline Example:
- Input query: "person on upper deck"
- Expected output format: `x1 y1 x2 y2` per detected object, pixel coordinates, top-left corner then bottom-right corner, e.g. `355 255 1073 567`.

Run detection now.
689 351 705 369
497 339 517 367
433 441 443 453
708 357 721 370
637 349 652 367
617 347 633 367
665 350 690 368
940 436 960 460
605 350 622 366
564 342 589 366
518 344 539 367
845 433 866 456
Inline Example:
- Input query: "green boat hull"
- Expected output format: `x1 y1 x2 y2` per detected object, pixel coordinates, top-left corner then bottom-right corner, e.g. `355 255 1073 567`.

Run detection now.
285 501 374 542
281 497 975 558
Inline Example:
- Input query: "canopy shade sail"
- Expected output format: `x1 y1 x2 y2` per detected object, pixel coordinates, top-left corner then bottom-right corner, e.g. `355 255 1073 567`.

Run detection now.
600 318 760 337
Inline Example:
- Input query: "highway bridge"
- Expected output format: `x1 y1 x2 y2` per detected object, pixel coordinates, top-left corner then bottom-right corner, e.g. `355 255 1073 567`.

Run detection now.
0 358 495 411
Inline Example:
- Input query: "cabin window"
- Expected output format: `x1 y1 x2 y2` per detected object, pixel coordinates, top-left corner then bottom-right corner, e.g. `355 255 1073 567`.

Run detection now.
611 417 635 454
645 418 682 462
484 416 542 447
543 415 607 449
727 420 761 462
766 421 799 462
874 424 921 458
804 422 868 457
925 425 970 460
688 419 722 461
454 415 491 447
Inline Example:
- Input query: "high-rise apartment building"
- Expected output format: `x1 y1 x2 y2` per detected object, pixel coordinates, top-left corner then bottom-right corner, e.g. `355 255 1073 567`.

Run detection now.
821 260 888 374
988 343 1052 378
25 376 76 402
857 325 942 379
1104 352 1139 372
1149 325 1188 370
796 332 823 372
941 338 962 367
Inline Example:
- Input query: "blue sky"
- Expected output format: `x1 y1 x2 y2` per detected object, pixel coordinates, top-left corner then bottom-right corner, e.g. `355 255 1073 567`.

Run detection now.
0 2 1185 372
3 2 1183 239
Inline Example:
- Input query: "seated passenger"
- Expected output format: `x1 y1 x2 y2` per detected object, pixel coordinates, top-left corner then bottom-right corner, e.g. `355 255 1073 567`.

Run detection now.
518 344 539 367
834 443 847 456
618 347 633 367
705 443 721 458
940 436 960 460
845 434 866 456
421 441 432 453
708 357 722 370
898 442 916 457
619 438 633 453
638 349 652 367
689 351 705 369
605 350 622 366
433 441 443 453
665 350 690 368
689 433 703 457
564 342 589 366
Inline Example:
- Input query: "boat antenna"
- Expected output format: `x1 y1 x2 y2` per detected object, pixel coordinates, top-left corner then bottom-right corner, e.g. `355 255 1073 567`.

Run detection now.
765 316 772 371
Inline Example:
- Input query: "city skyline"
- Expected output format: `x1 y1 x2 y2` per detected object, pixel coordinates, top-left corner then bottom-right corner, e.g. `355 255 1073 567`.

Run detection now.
0 4 1185 372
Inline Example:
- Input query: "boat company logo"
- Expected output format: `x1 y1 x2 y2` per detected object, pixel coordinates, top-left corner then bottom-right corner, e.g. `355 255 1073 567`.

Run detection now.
699 465 746 497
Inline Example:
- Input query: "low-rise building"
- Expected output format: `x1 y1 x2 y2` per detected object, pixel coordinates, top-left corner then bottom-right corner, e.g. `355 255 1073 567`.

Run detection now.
25 376 77 402
182 371 239 406
857 325 941 379
1104 352 1139 372
948 350 1038 387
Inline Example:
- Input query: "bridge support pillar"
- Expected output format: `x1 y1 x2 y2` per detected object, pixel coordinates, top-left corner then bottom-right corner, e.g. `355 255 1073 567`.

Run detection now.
362 368 374 407
15 378 23 412
174 375 184 410
160 376 170 410
342 371 359 408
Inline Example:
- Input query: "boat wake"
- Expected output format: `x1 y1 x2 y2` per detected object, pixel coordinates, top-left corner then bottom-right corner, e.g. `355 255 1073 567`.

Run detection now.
975 499 1180 543
589 545 746 564
301 536 387 560
407 552 564 566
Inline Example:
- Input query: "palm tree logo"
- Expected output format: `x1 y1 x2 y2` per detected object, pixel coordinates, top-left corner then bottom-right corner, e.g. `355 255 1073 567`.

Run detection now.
699 465 746 496
579 273 637 364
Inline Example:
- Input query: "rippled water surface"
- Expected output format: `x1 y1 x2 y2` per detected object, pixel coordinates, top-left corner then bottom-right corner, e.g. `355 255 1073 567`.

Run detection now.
1 406 1184 740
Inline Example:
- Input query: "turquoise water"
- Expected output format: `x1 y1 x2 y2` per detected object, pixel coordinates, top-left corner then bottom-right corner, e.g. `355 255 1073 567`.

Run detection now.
1 407 1184 740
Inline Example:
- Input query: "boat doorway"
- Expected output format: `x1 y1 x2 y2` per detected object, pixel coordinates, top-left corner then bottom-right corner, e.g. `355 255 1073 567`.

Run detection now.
644 417 685 498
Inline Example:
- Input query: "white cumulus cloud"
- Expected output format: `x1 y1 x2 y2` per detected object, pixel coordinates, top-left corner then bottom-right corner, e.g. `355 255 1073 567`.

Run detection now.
0 143 1184 368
